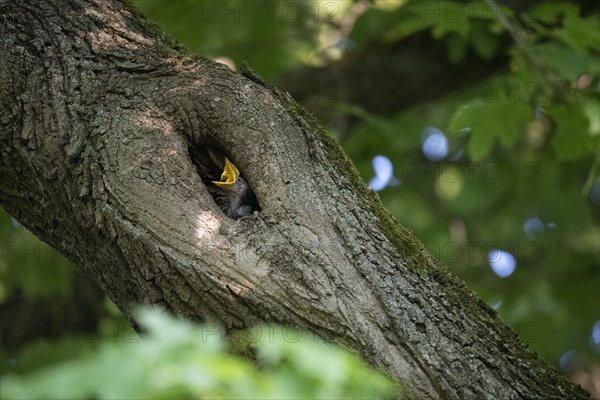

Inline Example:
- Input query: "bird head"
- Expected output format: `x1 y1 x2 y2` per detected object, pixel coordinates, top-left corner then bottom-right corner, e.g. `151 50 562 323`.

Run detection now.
211 157 240 191
208 156 259 219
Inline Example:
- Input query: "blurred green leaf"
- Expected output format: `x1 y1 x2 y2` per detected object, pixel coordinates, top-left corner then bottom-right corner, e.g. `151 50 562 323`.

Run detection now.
0 310 400 399
553 12 600 53
446 33 469 64
532 42 597 81
526 2 579 24
133 0 319 81
547 103 592 161
0 210 74 300
470 20 501 61
431 3 470 40
351 7 407 46
449 96 533 160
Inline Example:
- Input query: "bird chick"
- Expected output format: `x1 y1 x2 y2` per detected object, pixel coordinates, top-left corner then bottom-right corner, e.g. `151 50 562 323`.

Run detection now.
189 147 259 219
211 157 258 219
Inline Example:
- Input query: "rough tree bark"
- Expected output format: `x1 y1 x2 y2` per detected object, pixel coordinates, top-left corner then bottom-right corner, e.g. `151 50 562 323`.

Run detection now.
0 1 588 399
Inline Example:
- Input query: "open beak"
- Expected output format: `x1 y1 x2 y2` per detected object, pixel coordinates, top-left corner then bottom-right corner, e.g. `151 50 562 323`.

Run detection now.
212 157 240 190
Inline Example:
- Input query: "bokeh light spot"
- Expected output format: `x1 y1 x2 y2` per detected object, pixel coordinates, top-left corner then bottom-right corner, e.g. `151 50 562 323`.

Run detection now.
488 249 516 278
422 127 448 161
593 320 600 344
434 165 463 201
588 177 600 204
369 155 399 192
559 349 576 372
523 217 545 239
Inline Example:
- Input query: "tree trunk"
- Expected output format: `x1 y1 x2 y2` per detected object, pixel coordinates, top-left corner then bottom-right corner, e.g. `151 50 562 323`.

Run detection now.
0 0 588 398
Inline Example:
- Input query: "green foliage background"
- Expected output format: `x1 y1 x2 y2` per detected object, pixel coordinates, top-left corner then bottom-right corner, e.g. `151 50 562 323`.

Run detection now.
1 0 598 397
1 310 398 399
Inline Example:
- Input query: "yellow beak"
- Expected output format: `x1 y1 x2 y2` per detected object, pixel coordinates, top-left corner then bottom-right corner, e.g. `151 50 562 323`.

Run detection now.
212 157 240 190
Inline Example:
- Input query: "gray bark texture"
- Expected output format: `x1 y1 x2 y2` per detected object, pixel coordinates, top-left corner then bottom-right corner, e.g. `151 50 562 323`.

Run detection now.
0 0 589 399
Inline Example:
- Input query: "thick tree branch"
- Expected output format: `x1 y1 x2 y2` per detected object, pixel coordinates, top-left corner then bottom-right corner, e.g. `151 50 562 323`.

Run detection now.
0 0 588 398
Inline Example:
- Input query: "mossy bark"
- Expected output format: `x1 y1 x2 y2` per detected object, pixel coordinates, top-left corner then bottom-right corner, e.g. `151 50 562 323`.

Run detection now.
0 1 588 399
